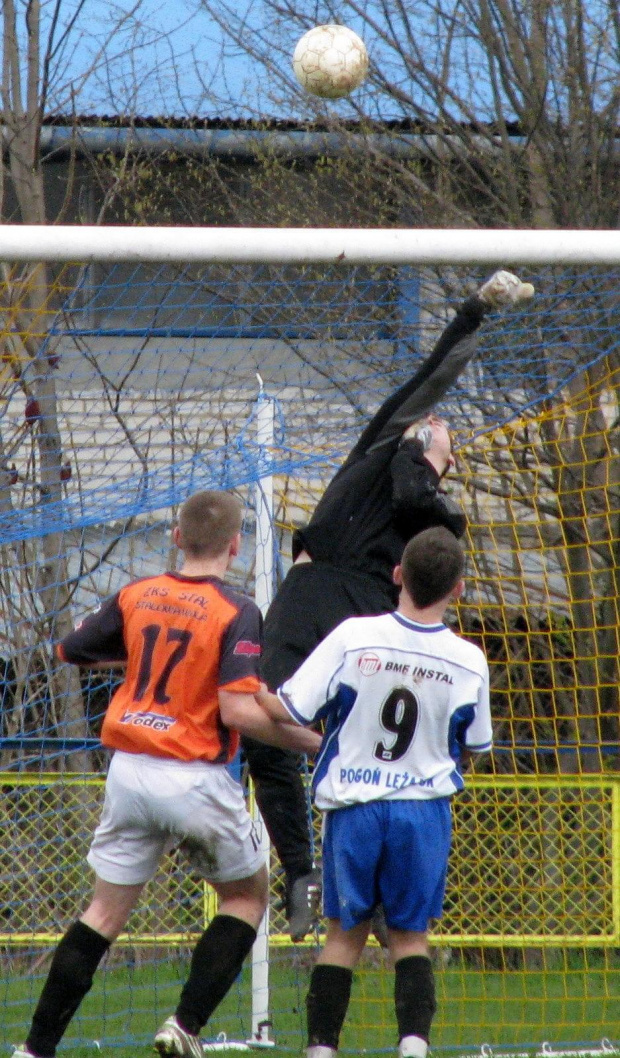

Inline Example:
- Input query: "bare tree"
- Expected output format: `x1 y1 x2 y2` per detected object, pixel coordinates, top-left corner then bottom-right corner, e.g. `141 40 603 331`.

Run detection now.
0 0 204 771
2 0 618 783
195 0 620 226
172 0 620 774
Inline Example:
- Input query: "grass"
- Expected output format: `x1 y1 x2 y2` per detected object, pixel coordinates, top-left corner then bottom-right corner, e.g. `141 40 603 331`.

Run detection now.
0 947 618 1057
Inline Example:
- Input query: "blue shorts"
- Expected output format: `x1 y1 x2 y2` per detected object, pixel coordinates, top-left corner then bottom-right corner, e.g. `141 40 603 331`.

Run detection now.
322 798 452 932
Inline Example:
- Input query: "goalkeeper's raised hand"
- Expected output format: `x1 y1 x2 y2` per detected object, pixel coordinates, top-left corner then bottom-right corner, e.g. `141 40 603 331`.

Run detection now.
478 269 535 307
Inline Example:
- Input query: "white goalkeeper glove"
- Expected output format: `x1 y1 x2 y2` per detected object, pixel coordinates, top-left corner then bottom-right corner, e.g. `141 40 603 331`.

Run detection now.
478 270 535 307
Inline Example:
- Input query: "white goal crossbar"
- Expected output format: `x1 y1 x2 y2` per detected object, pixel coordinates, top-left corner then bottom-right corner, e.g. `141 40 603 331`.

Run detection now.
1 225 620 265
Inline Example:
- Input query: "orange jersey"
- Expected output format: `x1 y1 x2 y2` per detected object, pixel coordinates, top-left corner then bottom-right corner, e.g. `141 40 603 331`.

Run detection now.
57 573 262 763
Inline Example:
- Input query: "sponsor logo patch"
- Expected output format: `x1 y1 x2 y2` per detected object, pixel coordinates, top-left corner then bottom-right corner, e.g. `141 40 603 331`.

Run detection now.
234 640 261 656
119 710 176 732
358 652 381 676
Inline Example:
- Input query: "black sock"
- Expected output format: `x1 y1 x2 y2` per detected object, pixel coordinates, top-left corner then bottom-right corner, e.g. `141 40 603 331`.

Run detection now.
394 955 436 1043
176 915 257 1035
306 964 353 1049
27 921 110 1056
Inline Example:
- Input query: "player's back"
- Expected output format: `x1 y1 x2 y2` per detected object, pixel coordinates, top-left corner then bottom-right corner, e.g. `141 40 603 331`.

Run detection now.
303 611 491 810
98 572 261 763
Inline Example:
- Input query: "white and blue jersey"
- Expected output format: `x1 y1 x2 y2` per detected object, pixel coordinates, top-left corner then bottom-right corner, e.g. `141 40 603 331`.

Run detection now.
278 611 492 812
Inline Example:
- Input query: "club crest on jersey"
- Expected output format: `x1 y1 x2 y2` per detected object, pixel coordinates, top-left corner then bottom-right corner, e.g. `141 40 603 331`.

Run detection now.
233 640 261 656
358 652 382 676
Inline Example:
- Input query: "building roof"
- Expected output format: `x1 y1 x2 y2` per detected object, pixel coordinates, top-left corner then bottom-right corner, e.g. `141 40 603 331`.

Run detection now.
25 114 529 161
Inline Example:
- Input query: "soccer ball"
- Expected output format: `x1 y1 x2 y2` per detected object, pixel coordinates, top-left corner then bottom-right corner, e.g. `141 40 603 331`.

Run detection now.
292 24 369 99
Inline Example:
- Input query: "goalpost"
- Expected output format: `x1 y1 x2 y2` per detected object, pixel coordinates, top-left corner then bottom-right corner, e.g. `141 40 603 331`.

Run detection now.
0 226 618 1055
2 225 620 264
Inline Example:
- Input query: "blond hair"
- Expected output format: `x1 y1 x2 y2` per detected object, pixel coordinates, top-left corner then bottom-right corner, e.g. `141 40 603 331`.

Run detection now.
177 491 242 558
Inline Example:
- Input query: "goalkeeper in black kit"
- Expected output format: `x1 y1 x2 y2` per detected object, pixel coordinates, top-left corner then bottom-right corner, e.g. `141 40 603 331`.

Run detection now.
244 269 535 941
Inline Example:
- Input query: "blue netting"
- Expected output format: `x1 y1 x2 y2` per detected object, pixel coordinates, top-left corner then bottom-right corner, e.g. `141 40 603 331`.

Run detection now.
1 263 618 542
0 261 619 1052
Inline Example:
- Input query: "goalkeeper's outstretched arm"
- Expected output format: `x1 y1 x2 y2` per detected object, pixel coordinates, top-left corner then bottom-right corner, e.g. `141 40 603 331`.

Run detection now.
291 271 534 560
355 270 535 455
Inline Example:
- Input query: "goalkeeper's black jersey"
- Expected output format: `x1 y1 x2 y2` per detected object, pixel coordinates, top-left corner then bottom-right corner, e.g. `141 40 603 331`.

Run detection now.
293 296 489 591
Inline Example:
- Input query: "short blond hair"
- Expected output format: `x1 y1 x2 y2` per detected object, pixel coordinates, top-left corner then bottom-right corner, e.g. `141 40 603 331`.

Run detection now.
178 491 242 558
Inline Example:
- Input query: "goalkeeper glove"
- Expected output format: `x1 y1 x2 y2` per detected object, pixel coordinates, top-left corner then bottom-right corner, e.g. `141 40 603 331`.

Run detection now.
478 270 535 307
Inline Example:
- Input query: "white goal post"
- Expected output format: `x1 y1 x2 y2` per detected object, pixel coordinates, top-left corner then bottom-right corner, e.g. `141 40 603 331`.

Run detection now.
1 225 620 265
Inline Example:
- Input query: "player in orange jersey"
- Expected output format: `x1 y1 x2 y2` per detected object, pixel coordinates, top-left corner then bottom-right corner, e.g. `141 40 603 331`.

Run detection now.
15 490 320 1058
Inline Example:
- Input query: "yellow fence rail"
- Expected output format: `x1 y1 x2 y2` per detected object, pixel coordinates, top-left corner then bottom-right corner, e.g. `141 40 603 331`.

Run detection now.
0 772 618 947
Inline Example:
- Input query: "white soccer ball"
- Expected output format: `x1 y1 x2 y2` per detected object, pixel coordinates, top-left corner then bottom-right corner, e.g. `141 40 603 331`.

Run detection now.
292 24 369 99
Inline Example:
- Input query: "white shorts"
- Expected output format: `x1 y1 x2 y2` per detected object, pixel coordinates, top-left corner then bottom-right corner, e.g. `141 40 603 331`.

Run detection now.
88 751 265 886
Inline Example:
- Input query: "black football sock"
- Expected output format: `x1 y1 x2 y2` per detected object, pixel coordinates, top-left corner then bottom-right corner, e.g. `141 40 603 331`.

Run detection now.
27 920 110 1056
176 915 257 1035
306 964 353 1049
394 955 436 1044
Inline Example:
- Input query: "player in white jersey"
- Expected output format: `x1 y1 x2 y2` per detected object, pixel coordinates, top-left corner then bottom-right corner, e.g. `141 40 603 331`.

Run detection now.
280 606 490 812
256 526 492 1058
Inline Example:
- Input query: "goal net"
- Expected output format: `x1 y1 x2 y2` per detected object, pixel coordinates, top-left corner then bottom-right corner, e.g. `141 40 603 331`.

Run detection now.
0 228 618 1054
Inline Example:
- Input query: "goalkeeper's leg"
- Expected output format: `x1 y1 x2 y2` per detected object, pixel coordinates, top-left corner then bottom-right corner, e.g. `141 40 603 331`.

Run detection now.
242 735 319 941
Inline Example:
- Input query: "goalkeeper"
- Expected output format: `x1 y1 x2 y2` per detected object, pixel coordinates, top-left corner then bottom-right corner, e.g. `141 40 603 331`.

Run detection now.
256 525 493 1058
243 270 534 942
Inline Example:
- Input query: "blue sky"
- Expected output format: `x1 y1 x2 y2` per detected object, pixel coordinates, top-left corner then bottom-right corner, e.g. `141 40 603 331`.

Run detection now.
32 0 618 124
40 0 384 119
39 0 316 117
36 0 516 123
39 0 244 115
32 0 495 121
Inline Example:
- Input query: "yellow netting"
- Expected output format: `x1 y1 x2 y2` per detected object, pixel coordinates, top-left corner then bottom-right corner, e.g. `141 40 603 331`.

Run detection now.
0 261 618 1048
2 774 617 948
